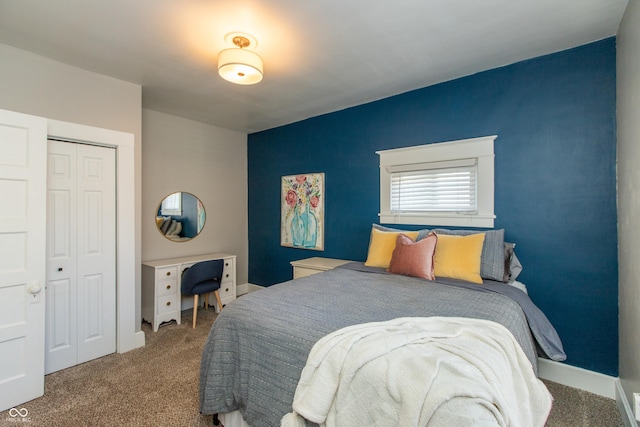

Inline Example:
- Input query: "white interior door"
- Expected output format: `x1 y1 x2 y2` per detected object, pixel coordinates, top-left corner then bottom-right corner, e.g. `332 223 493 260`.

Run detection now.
0 109 47 412
46 140 116 374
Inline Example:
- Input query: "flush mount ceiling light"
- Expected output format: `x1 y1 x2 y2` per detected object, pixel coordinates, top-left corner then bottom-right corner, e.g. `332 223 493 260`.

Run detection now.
218 32 263 85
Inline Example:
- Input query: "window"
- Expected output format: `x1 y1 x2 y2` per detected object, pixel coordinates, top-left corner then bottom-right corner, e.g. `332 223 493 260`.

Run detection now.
377 135 496 227
160 192 182 216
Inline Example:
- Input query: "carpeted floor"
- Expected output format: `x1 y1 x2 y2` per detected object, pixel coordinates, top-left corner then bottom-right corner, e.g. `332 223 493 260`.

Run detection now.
0 309 216 427
0 308 625 426
543 380 624 427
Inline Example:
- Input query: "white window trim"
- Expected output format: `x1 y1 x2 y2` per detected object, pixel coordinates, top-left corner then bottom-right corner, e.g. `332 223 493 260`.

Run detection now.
377 135 496 228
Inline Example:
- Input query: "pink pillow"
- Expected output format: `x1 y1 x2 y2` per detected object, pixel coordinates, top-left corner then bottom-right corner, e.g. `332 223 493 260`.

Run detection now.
388 233 438 280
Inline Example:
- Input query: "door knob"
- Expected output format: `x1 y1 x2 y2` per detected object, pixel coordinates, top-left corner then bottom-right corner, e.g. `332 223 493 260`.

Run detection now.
28 282 42 294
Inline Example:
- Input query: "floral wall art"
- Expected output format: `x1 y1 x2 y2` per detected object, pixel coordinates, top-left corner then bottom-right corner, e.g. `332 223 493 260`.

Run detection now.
281 173 324 250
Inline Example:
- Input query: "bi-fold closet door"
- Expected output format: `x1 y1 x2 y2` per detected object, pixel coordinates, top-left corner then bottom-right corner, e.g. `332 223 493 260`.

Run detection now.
45 140 116 374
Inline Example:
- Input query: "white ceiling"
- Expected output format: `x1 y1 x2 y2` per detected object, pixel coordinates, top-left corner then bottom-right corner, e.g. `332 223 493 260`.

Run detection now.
0 0 628 133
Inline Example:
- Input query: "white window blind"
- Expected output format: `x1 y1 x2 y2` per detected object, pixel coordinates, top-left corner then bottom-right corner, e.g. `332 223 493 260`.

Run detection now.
390 159 477 214
160 192 182 216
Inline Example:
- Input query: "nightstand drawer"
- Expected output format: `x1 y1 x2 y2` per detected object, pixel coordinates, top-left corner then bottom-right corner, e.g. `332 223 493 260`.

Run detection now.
291 257 351 279
292 266 320 279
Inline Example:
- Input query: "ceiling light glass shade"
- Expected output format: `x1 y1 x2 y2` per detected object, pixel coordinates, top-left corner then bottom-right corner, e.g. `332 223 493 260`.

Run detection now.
218 48 264 85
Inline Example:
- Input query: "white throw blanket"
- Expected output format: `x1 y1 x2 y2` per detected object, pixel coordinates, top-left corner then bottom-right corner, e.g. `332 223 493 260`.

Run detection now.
281 317 552 427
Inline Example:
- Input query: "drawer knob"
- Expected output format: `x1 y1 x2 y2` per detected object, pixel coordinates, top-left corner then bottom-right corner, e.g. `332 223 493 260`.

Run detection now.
166 301 171 306
225 274 229 278
225 288 229 292
166 285 171 290
166 271 171 276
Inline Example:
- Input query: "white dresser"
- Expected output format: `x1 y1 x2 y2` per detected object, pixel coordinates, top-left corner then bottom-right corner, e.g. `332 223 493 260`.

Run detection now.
142 253 236 331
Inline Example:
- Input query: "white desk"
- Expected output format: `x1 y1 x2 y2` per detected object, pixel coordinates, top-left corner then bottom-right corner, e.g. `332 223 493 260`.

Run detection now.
142 253 236 331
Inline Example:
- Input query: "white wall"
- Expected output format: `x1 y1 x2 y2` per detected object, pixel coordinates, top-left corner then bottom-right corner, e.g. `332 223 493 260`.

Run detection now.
141 109 248 285
617 0 640 411
0 43 144 328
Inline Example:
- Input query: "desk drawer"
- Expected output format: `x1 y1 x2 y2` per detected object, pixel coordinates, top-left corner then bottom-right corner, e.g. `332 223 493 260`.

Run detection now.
156 266 178 281
222 258 234 281
157 294 178 315
157 279 178 297
219 283 234 300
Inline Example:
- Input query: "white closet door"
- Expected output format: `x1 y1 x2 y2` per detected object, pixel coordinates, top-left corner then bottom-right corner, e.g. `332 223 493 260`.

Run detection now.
45 141 78 373
46 141 116 374
76 143 116 364
0 109 47 412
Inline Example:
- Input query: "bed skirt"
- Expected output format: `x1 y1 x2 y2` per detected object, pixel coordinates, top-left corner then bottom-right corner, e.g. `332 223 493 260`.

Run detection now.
218 410 250 427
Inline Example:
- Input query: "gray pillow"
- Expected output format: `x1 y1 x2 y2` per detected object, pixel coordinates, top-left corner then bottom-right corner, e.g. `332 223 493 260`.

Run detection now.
160 217 172 234
503 242 523 282
509 252 523 282
432 228 505 282
503 242 515 282
373 223 432 240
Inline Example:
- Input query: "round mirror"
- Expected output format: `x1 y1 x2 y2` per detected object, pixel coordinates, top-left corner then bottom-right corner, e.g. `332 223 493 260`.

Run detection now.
155 192 206 242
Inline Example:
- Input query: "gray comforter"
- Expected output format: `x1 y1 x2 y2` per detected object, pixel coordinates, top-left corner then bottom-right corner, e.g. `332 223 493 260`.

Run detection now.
199 264 565 427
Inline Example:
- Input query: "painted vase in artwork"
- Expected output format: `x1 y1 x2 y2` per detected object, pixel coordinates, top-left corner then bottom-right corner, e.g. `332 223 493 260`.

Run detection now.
291 208 305 247
301 203 317 248
290 203 318 248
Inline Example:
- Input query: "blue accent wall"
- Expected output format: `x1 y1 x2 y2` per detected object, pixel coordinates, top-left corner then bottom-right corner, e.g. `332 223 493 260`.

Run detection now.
248 39 618 376
177 192 199 238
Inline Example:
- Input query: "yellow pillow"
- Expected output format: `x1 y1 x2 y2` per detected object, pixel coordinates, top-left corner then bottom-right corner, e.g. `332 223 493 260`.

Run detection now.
364 228 420 268
434 233 486 284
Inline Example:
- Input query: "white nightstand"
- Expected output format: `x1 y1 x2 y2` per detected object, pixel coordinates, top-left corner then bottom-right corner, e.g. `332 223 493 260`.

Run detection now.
290 257 352 279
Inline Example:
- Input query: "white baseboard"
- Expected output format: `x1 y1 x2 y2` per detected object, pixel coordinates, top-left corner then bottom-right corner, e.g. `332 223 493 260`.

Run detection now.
118 330 146 353
134 330 146 348
615 379 638 427
236 283 249 296
246 283 264 293
537 358 616 399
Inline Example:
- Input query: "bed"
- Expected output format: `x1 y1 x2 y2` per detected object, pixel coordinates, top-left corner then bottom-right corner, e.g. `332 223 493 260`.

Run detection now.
199 228 566 427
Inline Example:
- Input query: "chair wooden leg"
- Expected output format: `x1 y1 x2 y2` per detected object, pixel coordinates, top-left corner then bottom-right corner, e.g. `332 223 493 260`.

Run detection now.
193 294 199 329
205 293 209 309
214 290 223 313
